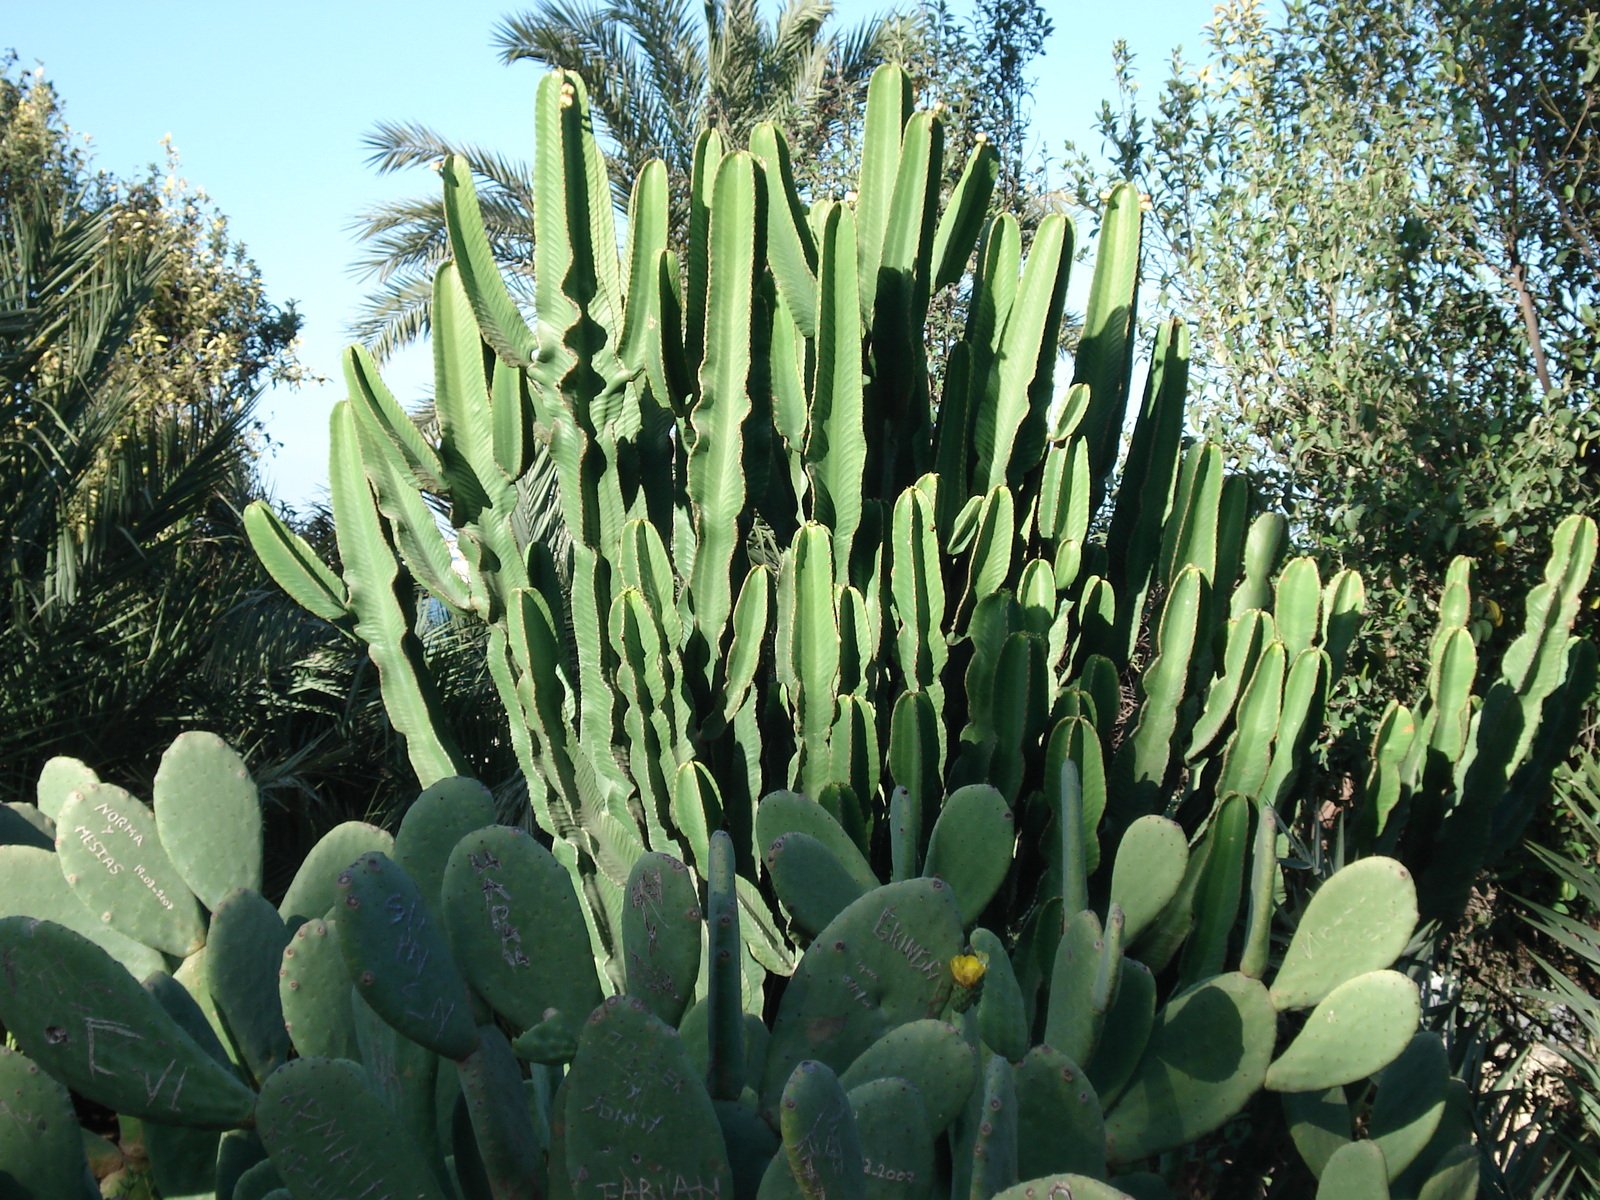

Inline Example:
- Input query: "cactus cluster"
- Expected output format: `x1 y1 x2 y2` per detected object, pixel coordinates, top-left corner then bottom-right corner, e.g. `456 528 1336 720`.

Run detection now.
4 58 1592 1199
242 64 1594 991
1 738 1469 1198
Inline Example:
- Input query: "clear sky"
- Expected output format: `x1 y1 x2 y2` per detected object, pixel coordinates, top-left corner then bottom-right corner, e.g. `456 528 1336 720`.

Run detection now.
10 0 1219 511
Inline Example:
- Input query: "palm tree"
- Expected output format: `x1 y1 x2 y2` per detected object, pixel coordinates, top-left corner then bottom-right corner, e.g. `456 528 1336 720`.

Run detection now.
351 0 915 359
0 177 254 791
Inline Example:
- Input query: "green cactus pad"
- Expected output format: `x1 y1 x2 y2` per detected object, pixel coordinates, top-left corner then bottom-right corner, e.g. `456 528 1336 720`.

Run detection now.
1369 1032 1448 1180
0 845 164 979
1314 1141 1390 1200
705 829 746 1101
350 986 445 1174
442 825 602 1037
1269 857 1417 1011
278 917 358 1061
756 790 881 892
838 1019 977 1133
511 1014 582 1065
968 1052 1019 1200
145 1118 223 1199
394 776 497 911
972 927 1028 1062
1015 1044 1106 1180
766 830 870 937
622 852 702 1026
152 732 263 910
206 888 292 1084
848 1077 935 1200
1391 1080 1474 1198
1103 972 1275 1165
562 995 734 1200
1110 817 1188 945
780 1059 865 1200
0 802 53 850
761 879 963 1114
716 1098 782 1197
1281 1085 1352 1178
36 756 98 824
0 917 256 1127
256 1057 448 1200
1085 959 1156 1107
992 1178 1135 1200
923 784 1015 925
455 1024 544 1200
0 1045 89 1199
216 1130 269 1200
1045 909 1108 1067
1265 970 1420 1092
231 1158 286 1200
679 1002 769 1097
144 971 234 1070
56 783 205 957
171 947 237 1068
336 851 479 1060
277 821 393 929
1411 1142 1478 1200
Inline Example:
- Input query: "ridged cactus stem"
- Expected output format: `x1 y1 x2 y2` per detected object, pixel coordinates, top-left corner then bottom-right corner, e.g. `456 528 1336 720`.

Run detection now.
1240 804 1279 979
706 830 745 1101
1060 759 1088 916
1092 904 1125 1016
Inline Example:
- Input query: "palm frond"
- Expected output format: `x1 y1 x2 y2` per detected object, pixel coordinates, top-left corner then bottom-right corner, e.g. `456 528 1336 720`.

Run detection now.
347 270 441 363
363 119 535 201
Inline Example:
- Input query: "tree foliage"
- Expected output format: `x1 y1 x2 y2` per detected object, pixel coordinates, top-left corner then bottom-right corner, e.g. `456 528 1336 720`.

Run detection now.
1066 0 1600 702
0 58 302 796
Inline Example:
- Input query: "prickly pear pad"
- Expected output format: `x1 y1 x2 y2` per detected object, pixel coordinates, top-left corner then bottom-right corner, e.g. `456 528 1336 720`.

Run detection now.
278 820 392 929
152 731 263 910
1103 972 1275 1166
336 851 479 1061
837 1019 976 1134
621 851 702 1026
278 917 359 1061
207 888 292 1085
0 844 164 979
256 1056 448 1200
780 1060 865 1200
395 775 496 910
0 1045 89 1197
1015 1044 1106 1180
848 1076 935 1200
1269 857 1417 1011
761 879 963 1115
57 782 205 957
562 995 734 1200
1264 970 1420 1092
0 917 256 1128
442 825 602 1036
35 755 97 823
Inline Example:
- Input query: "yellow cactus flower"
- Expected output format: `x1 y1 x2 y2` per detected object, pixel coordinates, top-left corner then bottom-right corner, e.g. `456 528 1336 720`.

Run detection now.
1485 598 1503 627
1492 535 1509 556
950 953 988 988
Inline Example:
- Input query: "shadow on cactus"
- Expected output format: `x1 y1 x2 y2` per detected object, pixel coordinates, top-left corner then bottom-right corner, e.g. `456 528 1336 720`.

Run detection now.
2 60 1592 1198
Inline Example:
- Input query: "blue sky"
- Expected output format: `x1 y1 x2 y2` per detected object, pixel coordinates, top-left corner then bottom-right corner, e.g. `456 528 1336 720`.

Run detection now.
11 0 1218 510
